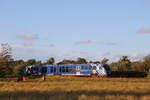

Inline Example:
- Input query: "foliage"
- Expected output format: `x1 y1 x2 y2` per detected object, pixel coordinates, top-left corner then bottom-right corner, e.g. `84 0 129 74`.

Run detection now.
109 71 147 77
118 56 131 71
44 57 55 65
143 54 150 73
0 43 150 78
12 60 26 77
0 62 13 77
110 56 132 72
26 59 37 65
57 59 76 65
0 43 13 62
89 61 100 64
100 58 109 64
76 57 87 64
0 44 14 77
57 57 87 65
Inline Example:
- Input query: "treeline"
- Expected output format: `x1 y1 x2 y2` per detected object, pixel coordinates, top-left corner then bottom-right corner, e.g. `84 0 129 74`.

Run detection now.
0 43 150 77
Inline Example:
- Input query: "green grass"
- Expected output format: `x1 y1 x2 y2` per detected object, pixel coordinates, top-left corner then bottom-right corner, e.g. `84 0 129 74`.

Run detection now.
0 77 150 100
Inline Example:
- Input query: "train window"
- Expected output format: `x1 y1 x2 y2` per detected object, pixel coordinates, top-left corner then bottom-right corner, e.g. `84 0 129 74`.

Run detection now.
50 67 53 72
42 67 47 73
81 65 89 70
62 67 65 72
70 67 76 72
68 67 73 72
54 67 56 72
93 66 96 70
60 66 76 72
81 66 84 70
72 67 76 72
33 67 39 71
50 67 56 72
59 67 62 72
66 67 69 72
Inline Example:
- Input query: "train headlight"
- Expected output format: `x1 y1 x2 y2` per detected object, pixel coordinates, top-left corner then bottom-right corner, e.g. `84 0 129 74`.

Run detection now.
92 70 97 74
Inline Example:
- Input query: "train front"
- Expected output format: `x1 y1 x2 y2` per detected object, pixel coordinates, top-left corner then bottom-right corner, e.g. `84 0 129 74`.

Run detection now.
91 64 111 76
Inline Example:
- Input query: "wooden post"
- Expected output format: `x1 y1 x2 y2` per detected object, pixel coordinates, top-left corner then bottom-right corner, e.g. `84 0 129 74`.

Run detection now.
41 74 46 81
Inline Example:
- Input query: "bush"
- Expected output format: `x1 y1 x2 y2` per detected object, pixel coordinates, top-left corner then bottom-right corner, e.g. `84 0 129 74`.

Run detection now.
109 71 147 77
0 62 13 77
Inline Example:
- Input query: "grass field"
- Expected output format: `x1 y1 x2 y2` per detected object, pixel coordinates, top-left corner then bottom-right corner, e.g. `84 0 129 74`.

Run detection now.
0 77 150 100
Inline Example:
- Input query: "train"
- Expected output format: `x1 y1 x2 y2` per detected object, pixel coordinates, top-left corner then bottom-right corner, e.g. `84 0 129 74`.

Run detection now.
24 64 111 77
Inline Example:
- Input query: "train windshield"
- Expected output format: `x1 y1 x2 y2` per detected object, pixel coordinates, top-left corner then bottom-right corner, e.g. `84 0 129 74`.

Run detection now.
92 66 96 70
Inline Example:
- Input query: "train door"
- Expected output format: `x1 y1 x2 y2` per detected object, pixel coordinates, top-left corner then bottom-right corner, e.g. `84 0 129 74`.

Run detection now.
76 66 80 75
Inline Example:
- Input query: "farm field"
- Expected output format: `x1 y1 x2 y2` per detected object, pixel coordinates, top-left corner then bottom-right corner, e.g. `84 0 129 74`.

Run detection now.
0 77 150 100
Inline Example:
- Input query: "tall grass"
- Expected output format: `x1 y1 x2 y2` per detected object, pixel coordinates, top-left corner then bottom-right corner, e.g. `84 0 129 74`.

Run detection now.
0 77 150 100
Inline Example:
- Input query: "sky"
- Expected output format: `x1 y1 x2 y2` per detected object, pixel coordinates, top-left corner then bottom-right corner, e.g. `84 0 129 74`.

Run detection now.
0 0 150 62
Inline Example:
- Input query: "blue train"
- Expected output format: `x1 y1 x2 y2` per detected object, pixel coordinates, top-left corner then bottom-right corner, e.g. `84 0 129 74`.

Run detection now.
24 64 111 76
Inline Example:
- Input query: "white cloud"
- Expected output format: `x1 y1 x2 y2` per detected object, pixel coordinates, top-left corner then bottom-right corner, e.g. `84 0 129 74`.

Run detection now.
16 33 39 47
137 27 150 34
75 40 92 45
131 53 141 58
75 40 116 46
17 33 39 40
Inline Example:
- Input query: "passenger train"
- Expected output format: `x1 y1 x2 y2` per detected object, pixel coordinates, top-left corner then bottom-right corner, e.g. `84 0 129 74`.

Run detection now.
24 64 111 77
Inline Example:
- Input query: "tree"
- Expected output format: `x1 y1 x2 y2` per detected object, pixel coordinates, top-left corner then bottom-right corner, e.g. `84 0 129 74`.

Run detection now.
89 61 100 64
0 62 13 77
100 58 109 64
0 43 13 77
57 59 75 65
131 61 144 72
12 61 26 77
45 57 55 65
143 54 150 73
109 62 118 71
36 61 42 65
76 57 87 64
0 43 13 62
26 59 36 65
118 56 131 71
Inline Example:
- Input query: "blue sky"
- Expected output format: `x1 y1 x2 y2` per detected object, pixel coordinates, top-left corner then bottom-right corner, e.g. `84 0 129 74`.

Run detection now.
0 0 150 62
